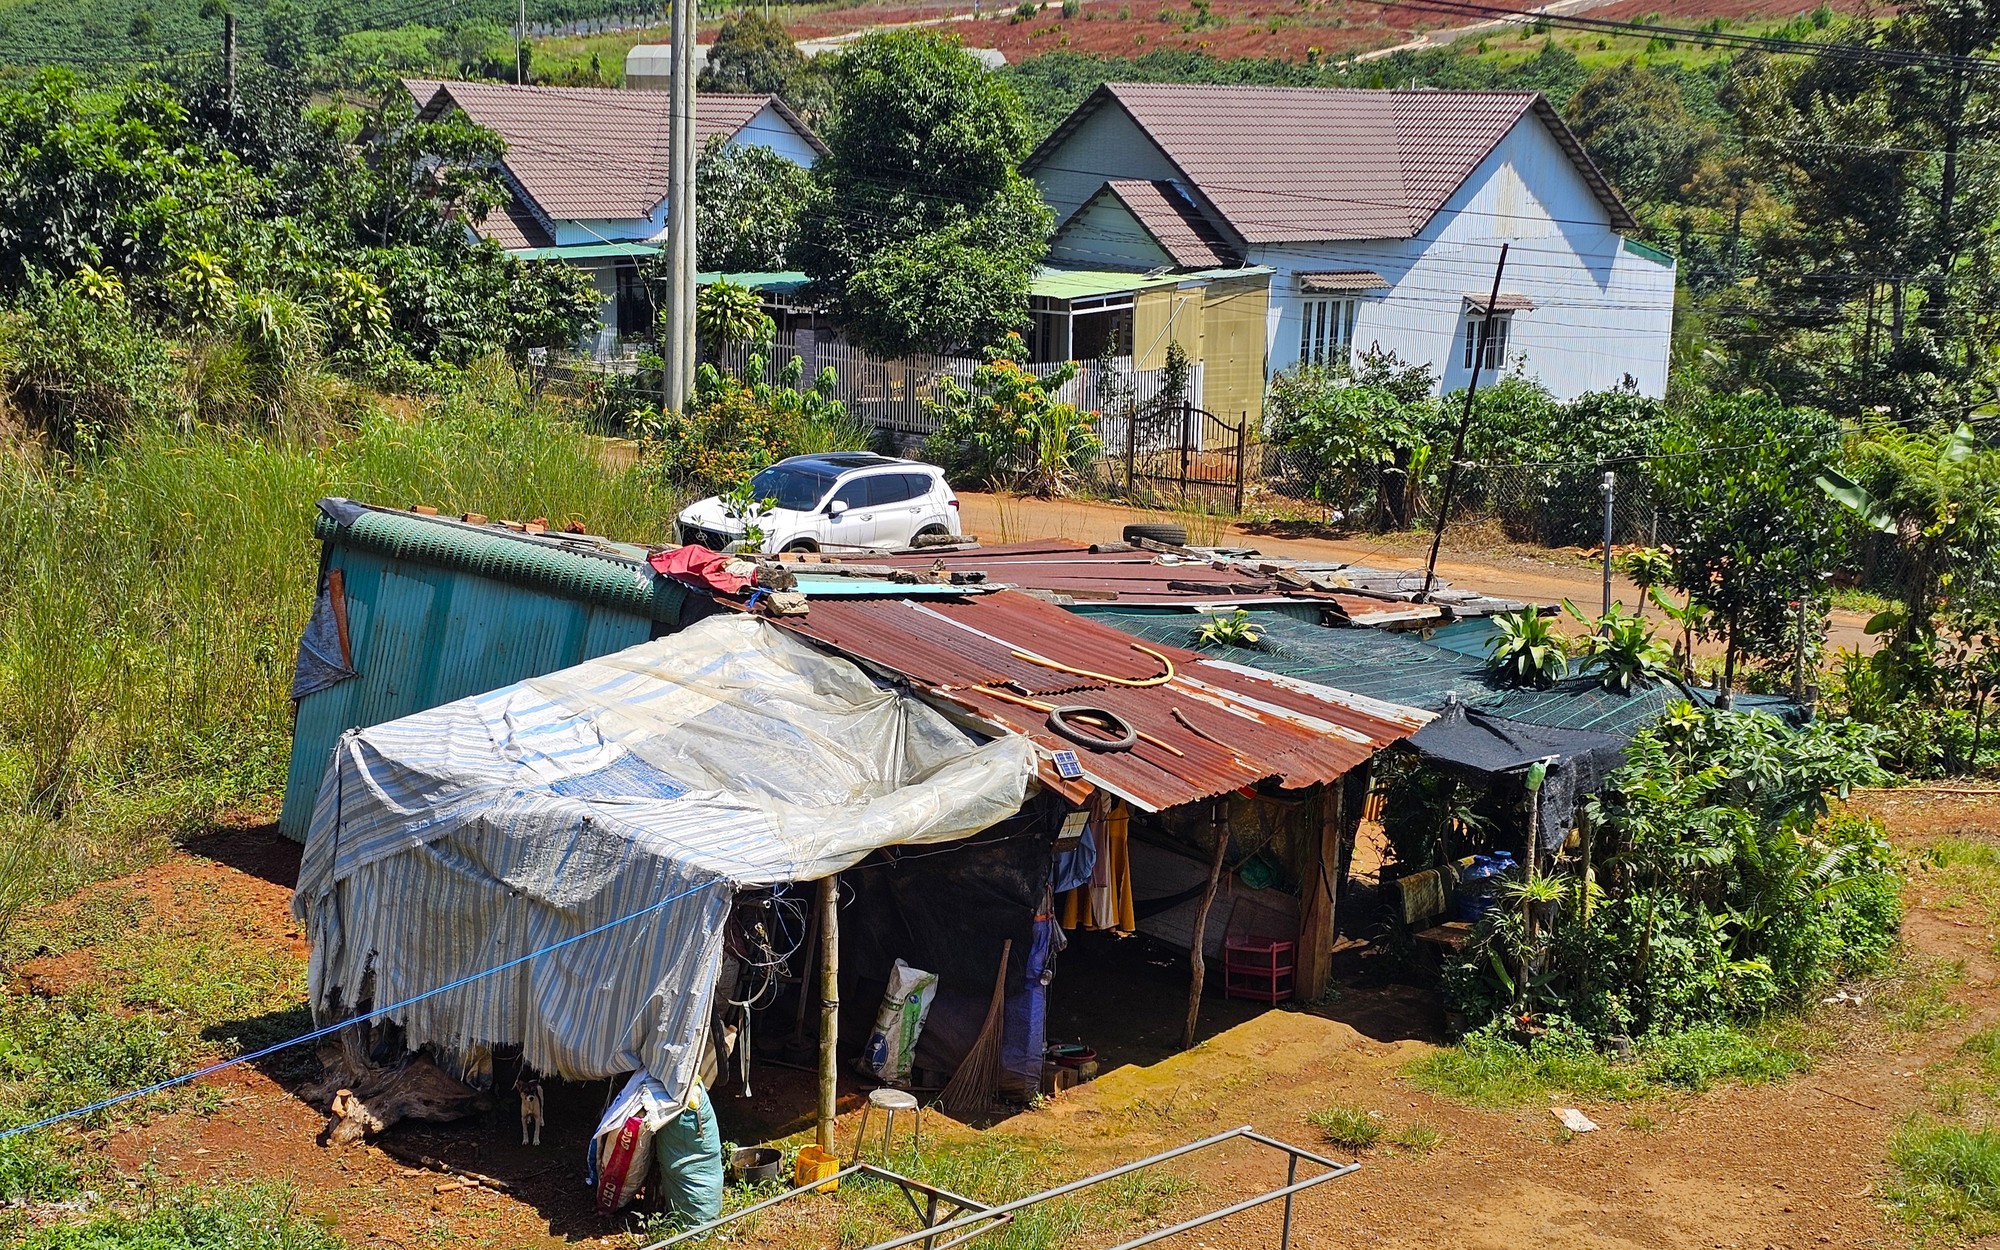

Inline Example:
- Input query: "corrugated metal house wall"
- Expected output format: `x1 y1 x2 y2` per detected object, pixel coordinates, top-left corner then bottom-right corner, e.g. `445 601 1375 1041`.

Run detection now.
278 511 692 840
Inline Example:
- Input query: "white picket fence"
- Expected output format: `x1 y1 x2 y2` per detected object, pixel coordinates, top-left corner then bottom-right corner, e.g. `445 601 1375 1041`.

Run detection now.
707 331 1199 436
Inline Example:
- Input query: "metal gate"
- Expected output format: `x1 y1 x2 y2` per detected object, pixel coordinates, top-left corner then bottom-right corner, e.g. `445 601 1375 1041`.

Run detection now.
1114 401 1249 512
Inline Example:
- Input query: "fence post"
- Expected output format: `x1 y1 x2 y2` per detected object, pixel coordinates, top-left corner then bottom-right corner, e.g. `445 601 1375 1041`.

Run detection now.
1233 413 1247 515
1124 399 1138 494
1179 403 1192 492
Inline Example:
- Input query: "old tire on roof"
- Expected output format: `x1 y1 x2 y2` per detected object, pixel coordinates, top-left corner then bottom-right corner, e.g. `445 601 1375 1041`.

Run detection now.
1046 705 1138 752
1122 523 1187 547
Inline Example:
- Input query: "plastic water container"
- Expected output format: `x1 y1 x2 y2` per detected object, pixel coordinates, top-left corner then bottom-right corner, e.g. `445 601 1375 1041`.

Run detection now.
1454 852 1515 923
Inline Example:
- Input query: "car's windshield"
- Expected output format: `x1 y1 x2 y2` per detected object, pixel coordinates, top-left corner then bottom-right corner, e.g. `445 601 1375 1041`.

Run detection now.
748 464 840 512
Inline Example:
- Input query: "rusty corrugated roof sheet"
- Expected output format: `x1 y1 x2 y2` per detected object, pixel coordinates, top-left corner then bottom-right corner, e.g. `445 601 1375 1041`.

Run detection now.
412 81 826 223
859 541 1322 607
1027 84 1637 244
773 590 1428 811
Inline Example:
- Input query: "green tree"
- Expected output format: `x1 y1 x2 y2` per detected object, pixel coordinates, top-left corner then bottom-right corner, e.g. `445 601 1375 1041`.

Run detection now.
698 13 831 119
695 135 812 272
793 33 1053 357
1566 60 1711 210
1648 394 1848 697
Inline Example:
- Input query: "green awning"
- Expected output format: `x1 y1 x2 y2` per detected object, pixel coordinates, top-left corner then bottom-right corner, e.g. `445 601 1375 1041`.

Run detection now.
1029 264 1273 302
697 270 811 296
509 242 661 261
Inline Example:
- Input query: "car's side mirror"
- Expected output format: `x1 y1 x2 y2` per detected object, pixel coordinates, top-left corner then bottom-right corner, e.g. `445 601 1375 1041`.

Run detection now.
828 500 849 517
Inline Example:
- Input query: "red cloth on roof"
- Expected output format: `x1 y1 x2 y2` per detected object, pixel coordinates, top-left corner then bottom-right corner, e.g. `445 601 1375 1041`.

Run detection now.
649 545 753 595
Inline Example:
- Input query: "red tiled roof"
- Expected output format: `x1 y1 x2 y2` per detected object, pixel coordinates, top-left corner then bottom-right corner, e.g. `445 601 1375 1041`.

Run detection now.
1300 270 1390 292
1465 291 1538 313
414 81 825 223
773 589 1428 811
1028 84 1636 244
476 197 555 250
1100 179 1237 269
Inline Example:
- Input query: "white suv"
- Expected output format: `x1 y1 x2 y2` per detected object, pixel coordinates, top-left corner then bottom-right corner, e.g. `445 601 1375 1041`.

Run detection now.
675 453 962 554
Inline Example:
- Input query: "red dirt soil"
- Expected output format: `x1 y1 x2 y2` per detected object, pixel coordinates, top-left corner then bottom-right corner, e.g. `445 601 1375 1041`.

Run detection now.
774 0 1873 68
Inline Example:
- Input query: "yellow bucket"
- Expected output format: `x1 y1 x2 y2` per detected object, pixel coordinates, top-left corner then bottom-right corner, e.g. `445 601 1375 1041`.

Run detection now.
793 1144 840 1193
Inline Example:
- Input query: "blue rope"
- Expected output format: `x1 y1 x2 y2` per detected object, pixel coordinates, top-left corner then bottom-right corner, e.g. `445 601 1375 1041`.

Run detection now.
0 878 718 1141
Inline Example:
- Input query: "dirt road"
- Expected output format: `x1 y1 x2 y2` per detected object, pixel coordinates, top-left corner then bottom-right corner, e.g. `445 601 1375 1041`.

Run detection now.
955 490 1879 655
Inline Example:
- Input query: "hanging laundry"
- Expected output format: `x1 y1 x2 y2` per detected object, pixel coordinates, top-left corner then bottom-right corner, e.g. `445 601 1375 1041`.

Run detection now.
1058 796 1135 934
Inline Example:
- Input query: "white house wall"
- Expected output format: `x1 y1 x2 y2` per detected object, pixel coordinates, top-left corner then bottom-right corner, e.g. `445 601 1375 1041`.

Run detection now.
1254 115 1676 400
738 102 823 169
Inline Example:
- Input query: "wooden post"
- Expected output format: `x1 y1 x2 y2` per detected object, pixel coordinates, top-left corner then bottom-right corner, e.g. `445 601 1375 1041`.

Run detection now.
816 874 839 1153
1295 782 1344 1002
1182 806 1230 1052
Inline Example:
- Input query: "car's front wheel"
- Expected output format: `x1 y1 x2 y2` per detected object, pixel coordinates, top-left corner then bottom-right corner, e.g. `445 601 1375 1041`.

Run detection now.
780 538 819 553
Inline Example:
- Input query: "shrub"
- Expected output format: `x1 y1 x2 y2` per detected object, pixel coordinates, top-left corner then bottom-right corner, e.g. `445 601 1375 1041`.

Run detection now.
643 353 862 490
1440 706 1895 1039
924 334 1101 495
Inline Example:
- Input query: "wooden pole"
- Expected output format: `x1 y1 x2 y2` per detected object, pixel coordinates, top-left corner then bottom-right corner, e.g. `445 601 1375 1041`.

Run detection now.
816 874 839 1153
1182 806 1230 1052
1295 782 1343 1002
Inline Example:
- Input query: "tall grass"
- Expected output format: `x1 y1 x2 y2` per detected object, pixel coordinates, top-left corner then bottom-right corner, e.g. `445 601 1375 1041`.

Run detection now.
0 369 686 923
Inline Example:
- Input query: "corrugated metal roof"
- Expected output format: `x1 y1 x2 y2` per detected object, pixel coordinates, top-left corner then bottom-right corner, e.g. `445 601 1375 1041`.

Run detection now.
1030 266 1190 301
837 542 1441 619
1027 84 1638 244
510 241 661 261
414 81 825 223
1101 179 1238 268
773 590 1427 811
314 502 679 618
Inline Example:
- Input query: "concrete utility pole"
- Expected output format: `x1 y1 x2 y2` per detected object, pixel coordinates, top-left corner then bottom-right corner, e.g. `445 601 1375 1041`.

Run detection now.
516 0 527 82
662 0 698 415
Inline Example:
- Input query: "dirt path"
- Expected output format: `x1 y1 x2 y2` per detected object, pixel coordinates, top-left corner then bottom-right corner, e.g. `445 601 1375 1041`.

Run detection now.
18 792 1998 1247
955 490 1880 655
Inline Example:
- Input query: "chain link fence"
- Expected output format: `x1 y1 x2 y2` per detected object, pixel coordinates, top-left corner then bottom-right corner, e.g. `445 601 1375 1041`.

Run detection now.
1254 442 1676 549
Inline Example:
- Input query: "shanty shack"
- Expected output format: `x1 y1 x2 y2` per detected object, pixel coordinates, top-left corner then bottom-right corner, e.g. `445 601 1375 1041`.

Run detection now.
294 613 1037 1112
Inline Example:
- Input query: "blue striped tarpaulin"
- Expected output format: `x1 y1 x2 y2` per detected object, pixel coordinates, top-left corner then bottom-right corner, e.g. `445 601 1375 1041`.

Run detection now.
293 614 1036 1104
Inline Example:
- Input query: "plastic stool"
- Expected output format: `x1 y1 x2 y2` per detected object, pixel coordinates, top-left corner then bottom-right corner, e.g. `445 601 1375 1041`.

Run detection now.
850 1088 921 1162
1223 936 1297 1004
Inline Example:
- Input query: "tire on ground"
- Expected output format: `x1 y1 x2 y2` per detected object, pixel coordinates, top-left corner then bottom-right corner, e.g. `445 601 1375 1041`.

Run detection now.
1121 522 1188 547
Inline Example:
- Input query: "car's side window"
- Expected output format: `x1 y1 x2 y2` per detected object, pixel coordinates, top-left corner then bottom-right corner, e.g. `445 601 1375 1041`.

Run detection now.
830 478 871 510
904 472 939 502
864 474 923 507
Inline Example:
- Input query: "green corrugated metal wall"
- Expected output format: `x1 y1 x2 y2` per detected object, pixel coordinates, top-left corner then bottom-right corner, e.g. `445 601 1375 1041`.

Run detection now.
278 513 692 841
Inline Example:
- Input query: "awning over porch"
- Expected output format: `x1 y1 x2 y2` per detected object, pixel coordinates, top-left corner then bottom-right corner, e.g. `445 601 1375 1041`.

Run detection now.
508 241 662 261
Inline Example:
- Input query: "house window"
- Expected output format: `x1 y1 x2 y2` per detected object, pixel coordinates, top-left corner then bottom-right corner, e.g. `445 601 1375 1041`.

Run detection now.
1299 298 1357 367
1463 313 1512 372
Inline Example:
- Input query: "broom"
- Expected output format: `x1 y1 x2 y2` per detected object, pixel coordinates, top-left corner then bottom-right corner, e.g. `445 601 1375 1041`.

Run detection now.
939 939 1013 1119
